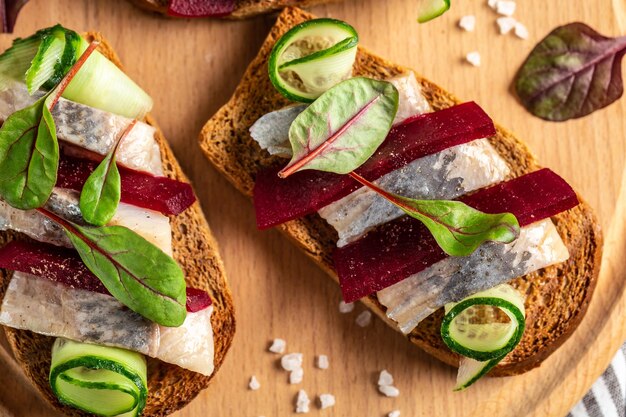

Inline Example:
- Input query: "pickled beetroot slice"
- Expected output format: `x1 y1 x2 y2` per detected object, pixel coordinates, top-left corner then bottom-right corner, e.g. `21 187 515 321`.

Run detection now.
57 153 196 216
0 240 212 312
167 0 235 17
335 168 579 302
254 102 496 229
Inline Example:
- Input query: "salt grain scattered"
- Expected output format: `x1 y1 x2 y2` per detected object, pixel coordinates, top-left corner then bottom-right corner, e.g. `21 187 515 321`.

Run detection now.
496 17 517 35
496 0 516 17
458 15 476 32
296 390 311 413
378 369 394 386
388 411 401 417
317 355 329 370
248 376 260 391
356 310 372 327
281 353 303 371
465 51 481 67
319 394 336 409
514 22 529 39
269 338 286 354
289 367 304 384
379 384 400 397
487 0 498 10
339 301 354 313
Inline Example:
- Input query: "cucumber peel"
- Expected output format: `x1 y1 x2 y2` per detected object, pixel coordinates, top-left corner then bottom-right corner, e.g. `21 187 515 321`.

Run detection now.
269 18 359 102
418 0 451 23
50 338 148 417
441 284 526 390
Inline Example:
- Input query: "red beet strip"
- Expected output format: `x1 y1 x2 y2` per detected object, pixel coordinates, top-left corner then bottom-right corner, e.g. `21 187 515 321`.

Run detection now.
335 168 580 302
167 0 235 17
57 152 196 216
253 102 496 229
0 240 212 313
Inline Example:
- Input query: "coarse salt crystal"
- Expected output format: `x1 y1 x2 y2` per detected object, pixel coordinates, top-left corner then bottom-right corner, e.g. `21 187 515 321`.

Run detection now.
249 376 260 390
496 0 516 16
317 354 329 370
269 338 286 354
379 384 400 397
319 394 336 409
458 15 476 32
496 17 517 35
296 390 310 413
487 0 498 9
389 411 401 417
514 22 529 39
281 353 303 371
290 367 304 384
356 310 372 327
466 51 481 67
378 369 394 386
339 301 354 313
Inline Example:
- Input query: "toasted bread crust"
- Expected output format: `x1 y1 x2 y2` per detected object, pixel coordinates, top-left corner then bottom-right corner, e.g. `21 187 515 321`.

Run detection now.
0 33 236 416
198 7 603 376
128 0 339 19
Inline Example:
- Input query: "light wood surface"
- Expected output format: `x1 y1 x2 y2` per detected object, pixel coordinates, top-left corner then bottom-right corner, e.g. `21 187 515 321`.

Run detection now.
1 0 625 416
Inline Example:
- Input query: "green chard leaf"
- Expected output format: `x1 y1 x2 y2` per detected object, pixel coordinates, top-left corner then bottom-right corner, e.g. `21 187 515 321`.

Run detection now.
0 94 58 210
80 120 137 226
349 173 520 257
37 208 187 326
279 77 398 178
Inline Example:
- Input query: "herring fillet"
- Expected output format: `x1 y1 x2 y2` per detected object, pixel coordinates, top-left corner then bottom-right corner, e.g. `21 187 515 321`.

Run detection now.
249 72 431 157
0 273 216 376
377 219 570 334
0 188 173 255
0 81 163 175
318 139 510 247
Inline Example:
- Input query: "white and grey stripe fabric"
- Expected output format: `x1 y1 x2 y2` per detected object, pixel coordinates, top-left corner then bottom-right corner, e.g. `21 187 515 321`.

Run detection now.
569 343 626 417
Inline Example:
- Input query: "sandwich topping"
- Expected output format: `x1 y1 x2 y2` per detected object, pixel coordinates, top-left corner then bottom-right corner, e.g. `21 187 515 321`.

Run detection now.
0 25 214 416
251 18 581 390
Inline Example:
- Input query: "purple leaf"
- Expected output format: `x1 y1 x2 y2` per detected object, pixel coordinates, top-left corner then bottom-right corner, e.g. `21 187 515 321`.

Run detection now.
0 0 28 33
514 22 626 121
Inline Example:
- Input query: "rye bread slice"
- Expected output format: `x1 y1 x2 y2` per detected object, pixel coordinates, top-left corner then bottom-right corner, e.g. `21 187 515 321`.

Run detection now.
128 0 339 19
198 7 603 377
0 33 236 416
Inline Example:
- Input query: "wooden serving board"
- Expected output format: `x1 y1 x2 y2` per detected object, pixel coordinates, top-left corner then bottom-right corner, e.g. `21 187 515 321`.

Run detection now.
1 0 625 416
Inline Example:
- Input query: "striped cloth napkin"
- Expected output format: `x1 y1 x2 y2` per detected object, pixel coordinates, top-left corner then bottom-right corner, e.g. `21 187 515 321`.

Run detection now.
569 344 626 417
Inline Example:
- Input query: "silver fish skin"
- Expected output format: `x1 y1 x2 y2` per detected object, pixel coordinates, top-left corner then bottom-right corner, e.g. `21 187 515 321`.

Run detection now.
0 80 163 175
249 72 430 157
0 273 216 376
0 188 173 255
318 139 510 247
377 219 570 334
0 272 159 355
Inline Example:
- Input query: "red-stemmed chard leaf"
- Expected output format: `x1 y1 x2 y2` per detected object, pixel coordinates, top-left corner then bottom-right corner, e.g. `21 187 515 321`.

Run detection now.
515 22 626 121
0 41 99 210
79 120 137 226
37 208 187 327
0 0 28 33
348 172 520 257
279 77 398 178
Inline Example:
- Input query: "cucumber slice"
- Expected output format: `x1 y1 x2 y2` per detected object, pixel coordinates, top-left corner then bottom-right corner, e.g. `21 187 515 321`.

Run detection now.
0 25 153 119
0 33 41 88
25 25 66 94
50 338 148 417
418 0 451 23
441 284 525 362
454 356 502 391
269 18 358 102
